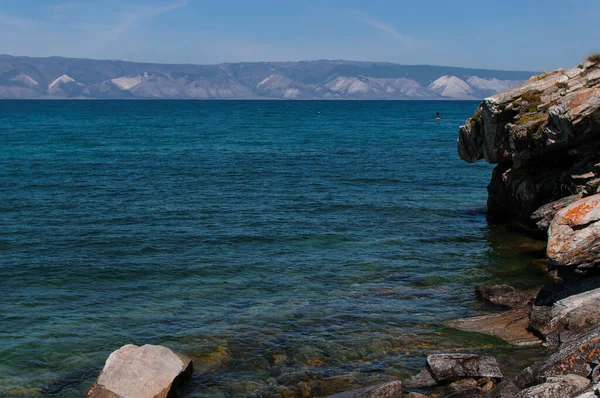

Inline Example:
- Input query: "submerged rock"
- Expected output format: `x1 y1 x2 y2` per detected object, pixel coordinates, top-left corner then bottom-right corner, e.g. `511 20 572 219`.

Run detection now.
547 194 600 274
327 380 403 398
87 344 193 398
404 368 438 388
475 284 533 308
446 307 541 346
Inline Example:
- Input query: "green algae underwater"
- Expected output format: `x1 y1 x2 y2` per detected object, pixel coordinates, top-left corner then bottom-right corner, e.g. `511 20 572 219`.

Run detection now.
0 100 551 397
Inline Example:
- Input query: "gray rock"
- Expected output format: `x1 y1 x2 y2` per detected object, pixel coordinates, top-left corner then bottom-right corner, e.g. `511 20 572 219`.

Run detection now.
514 382 576 398
426 354 503 382
592 365 600 383
573 381 600 397
547 194 600 274
492 380 521 398
514 374 590 398
513 326 600 389
547 374 591 391
529 286 600 344
574 391 599 398
448 378 478 392
405 393 428 398
531 194 583 230
327 381 402 398
446 387 481 398
403 368 438 388
87 344 193 398
475 284 533 308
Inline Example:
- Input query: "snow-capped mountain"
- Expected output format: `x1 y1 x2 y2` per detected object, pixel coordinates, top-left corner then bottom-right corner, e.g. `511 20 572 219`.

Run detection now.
428 76 475 99
0 55 536 99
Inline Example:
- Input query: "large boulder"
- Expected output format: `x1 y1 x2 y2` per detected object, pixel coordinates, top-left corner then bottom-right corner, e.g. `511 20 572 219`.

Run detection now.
87 344 193 398
457 58 600 224
547 194 600 274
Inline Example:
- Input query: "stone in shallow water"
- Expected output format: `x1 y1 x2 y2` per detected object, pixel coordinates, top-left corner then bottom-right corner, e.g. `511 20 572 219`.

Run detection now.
426 354 503 382
448 377 477 393
446 307 541 346
87 344 193 398
403 368 438 388
327 380 402 398
475 284 533 308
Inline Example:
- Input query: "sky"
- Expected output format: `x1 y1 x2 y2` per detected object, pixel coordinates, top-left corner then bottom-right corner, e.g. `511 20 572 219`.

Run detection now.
0 0 598 71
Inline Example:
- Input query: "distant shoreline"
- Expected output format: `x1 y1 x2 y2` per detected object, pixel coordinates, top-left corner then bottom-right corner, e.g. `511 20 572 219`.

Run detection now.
0 54 534 101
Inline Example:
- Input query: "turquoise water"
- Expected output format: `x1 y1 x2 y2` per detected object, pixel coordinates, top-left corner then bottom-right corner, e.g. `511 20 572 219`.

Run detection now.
0 101 549 397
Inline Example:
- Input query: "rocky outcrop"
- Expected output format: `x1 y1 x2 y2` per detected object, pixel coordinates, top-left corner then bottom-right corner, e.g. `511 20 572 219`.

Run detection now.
547 194 600 274
87 344 193 398
458 57 600 224
452 60 600 397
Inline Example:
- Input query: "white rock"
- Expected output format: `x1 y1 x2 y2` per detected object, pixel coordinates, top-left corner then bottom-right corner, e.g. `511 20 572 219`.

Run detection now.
87 344 193 398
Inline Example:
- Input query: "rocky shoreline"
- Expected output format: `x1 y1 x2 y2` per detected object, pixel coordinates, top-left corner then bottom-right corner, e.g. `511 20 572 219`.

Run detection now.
86 56 600 397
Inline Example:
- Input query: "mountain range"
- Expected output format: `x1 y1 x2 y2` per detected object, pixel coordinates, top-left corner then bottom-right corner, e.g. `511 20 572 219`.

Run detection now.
0 55 536 100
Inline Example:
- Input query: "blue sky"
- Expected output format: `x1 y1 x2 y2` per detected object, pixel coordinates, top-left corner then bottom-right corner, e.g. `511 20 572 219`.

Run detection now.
0 0 598 71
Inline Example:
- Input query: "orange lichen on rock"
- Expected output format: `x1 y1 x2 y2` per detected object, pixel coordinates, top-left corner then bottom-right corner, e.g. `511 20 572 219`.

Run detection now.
554 195 600 226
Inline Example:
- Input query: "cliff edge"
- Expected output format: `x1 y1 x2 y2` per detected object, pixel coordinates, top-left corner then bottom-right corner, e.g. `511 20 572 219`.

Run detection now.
458 55 600 225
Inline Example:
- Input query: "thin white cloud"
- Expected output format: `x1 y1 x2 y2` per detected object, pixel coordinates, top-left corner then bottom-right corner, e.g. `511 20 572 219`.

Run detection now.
76 0 189 45
351 11 425 49
112 0 189 39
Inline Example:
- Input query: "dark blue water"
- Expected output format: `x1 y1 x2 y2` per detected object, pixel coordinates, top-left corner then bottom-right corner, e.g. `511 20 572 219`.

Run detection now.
0 101 549 397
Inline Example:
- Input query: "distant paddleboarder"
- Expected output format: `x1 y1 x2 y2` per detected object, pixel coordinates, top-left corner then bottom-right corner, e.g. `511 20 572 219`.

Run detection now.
436 111 440 120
